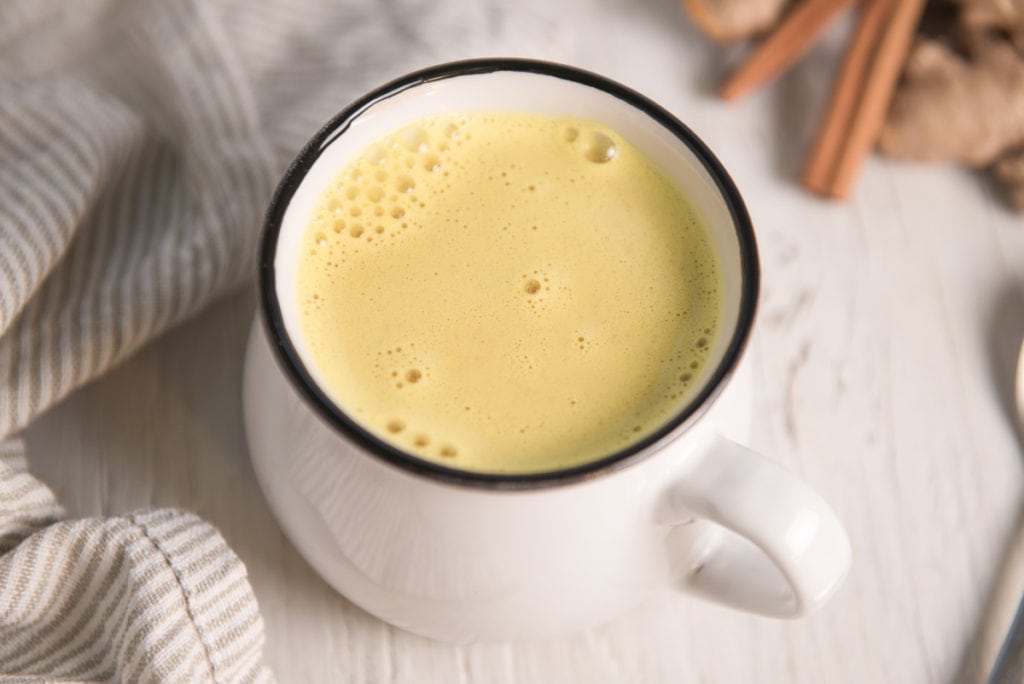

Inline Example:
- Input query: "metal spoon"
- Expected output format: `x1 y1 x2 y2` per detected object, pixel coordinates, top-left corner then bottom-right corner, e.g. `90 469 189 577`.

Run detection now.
987 340 1024 683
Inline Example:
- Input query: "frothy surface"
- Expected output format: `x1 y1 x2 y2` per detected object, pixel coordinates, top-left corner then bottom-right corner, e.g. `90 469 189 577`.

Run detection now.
296 112 720 473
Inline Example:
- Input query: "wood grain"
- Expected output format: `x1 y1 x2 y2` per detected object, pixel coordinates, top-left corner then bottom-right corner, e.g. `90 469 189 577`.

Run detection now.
19 2 1024 681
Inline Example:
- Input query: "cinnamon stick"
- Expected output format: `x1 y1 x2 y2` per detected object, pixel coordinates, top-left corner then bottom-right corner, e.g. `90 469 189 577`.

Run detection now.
719 0 857 101
802 0 928 198
827 0 928 196
802 0 893 196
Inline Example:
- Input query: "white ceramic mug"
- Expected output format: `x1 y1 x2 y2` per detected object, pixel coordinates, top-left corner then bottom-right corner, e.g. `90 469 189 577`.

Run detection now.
243 59 851 643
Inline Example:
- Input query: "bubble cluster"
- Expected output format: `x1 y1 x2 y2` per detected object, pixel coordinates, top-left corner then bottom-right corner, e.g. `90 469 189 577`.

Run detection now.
646 322 719 418
364 344 465 460
520 270 555 312
378 413 460 461
300 118 475 274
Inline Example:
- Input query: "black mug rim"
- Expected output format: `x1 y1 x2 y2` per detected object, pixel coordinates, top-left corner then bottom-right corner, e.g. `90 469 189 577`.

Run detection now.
258 58 760 490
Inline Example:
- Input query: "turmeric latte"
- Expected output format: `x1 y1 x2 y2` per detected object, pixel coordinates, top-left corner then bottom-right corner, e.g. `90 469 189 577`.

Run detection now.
296 112 721 474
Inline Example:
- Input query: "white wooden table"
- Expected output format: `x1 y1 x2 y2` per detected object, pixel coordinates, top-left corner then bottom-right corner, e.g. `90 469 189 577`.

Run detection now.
21 3 1024 682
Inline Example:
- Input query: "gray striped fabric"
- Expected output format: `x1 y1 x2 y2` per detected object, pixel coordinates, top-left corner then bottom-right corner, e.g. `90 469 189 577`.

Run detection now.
1 441 270 682
0 0 566 680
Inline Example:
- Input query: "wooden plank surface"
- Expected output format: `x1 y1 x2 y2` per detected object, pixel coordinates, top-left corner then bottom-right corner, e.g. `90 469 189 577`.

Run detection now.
20 2 1024 681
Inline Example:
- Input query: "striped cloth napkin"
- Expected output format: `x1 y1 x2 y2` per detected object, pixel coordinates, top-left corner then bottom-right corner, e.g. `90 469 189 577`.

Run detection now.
0 0 566 680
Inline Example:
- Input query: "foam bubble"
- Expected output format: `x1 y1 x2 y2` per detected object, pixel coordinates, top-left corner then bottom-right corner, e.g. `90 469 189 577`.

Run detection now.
396 175 415 193
439 445 457 458
400 127 429 153
386 419 405 433
406 369 422 383
367 144 387 165
583 131 616 164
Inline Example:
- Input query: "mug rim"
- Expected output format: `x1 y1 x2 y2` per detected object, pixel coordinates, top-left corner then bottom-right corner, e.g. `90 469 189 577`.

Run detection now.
258 58 760 490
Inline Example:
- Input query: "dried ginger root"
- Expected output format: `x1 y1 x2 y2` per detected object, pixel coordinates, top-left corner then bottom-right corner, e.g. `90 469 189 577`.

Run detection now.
879 38 1024 167
993 147 1024 209
683 0 791 41
880 2 1024 210
953 0 1024 51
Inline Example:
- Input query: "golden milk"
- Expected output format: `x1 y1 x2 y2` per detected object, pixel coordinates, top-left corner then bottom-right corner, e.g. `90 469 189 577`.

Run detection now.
297 112 720 473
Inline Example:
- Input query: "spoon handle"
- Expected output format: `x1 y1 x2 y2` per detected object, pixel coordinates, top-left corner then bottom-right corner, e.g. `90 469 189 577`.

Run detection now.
992 341 1024 682
990 595 1024 683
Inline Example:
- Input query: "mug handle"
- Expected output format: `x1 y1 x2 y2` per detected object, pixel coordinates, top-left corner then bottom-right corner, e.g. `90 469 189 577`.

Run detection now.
666 434 851 617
